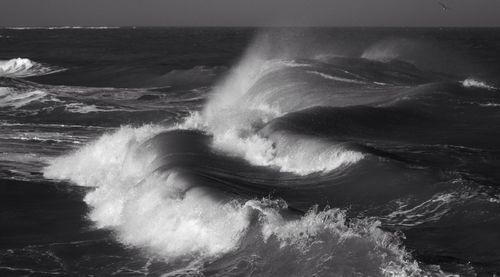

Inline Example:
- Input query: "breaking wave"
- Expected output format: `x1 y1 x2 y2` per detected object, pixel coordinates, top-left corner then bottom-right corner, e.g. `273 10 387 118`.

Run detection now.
43 125 425 275
462 77 498 90
0 58 64 78
41 31 500 275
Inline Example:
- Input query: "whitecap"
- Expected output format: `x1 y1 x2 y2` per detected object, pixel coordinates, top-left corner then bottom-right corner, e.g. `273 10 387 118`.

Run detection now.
461 78 497 91
0 58 64 78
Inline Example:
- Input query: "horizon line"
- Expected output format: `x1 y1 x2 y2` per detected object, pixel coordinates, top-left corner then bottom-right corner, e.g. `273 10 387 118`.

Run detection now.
2 25 500 29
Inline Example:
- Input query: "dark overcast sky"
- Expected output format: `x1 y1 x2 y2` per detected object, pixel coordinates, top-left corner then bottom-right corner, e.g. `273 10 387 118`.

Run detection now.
1 0 500 27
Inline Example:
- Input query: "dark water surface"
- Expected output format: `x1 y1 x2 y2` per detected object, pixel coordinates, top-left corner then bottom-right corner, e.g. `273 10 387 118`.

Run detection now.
1 27 500 276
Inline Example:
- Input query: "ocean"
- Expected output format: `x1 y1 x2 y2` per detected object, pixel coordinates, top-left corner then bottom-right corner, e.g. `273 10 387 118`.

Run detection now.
1 27 500 276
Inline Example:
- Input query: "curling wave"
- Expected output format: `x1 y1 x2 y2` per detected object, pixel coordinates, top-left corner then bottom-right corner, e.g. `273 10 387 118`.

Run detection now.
43 125 426 276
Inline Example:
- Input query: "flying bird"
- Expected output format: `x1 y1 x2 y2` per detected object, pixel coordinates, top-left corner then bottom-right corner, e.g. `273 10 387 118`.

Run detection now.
437 1 451 11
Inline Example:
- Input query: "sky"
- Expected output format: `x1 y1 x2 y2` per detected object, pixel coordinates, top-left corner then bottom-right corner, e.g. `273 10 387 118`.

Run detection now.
1 0 500 27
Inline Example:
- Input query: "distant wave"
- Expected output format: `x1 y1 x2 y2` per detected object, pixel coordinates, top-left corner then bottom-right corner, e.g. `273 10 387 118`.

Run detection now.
480 103 500 107
0 58 65 78
0 85 130 116
461 78 498 90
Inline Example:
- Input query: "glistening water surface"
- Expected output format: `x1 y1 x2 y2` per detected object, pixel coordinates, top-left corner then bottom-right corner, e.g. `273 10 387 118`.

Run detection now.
1 27 500 276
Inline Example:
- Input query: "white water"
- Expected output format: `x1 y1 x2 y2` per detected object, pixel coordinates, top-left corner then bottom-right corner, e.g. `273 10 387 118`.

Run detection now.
205 128 364 176
0 58 63 78
178 39 365 176
462 78 498 91
43 124 424 275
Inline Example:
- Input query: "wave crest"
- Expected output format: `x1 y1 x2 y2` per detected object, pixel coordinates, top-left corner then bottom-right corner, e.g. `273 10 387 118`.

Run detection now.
0 58 64 78
461 78 498 90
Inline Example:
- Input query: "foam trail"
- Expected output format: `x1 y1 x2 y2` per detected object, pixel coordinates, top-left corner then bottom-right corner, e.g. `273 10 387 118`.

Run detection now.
64 102 127 114
0 87 54 108
307 70 365 84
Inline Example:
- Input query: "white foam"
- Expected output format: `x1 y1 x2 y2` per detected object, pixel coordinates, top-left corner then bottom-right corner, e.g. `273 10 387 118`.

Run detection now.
88 171 251 259
382 193 456 227
0 58 64 78
43 125 252 260
461 78 497 91
246 200 424 276
64 102 126 114
42 125 429 275
44 125 165 187
180 46 364 175
209 130 363 176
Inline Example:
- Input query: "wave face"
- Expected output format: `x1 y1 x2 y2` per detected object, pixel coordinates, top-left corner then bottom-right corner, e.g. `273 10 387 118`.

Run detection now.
0 58 63 78
2 28 499 276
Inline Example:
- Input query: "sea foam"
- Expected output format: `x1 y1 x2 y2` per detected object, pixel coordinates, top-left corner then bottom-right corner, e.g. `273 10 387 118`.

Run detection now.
43 125 423 275
0 58 64 78
180 41 365 176
462 78 498 91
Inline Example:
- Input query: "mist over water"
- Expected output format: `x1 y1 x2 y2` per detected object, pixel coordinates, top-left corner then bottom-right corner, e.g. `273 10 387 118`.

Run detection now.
2 27 500 276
